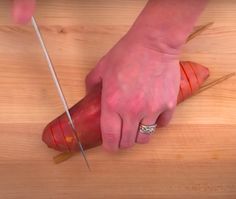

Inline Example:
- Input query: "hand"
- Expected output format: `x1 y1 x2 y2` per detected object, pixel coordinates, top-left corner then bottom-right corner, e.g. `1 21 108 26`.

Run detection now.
86 34 180 151
12 0 36 24
85 0 206 152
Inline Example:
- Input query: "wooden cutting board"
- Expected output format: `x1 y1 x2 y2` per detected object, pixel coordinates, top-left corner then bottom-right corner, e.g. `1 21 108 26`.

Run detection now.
0 1 235 198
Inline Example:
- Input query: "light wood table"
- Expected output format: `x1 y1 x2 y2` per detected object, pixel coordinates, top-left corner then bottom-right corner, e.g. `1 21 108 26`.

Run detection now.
0 1 235 198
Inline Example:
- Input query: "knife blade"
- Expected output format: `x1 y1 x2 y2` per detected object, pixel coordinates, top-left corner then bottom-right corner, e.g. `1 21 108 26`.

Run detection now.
31 16 90 170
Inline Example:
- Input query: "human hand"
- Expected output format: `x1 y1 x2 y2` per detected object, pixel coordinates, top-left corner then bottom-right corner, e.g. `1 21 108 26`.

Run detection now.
85 0 207 152
12 0 36 24
86 34 180 151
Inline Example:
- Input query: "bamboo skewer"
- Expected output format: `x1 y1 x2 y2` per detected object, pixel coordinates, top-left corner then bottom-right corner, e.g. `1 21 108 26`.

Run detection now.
53 73 235 164
195 72 235 95
186 22 214 42
54 152 75 164
53 22 234 165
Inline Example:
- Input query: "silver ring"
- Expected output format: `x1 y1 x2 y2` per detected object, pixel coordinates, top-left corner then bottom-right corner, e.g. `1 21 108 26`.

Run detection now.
139 124 157 135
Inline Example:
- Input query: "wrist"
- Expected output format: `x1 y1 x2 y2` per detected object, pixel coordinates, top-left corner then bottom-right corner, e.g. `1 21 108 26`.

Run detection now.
126 23 184 56
125 0 207 55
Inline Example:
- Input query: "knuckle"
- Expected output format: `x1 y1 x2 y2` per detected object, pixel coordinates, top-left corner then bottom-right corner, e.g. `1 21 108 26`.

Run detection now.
105 99 116 110
127 105 143 116
167 100 176 110
127 101 144 116
145 102 160 115
104 92 119 110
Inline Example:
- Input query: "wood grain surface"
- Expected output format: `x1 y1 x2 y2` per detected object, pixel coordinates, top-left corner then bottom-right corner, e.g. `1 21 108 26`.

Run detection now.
0 1 235 199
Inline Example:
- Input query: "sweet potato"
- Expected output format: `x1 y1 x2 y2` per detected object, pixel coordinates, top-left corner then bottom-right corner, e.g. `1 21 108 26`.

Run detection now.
42 61 209 152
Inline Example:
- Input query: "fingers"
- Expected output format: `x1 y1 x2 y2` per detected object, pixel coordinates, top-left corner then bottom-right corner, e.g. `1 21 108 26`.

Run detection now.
100 89 176 151
101 107 175 151
136 114 159 144
101 107 122 152
119 117 140 149
12 0 36 24
156 108 175 127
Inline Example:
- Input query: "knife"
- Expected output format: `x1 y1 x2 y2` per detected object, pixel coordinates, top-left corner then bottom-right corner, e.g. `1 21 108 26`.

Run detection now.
31 16 90 170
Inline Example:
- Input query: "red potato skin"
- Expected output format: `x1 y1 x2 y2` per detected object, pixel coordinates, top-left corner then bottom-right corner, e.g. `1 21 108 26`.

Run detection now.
42 61 209 152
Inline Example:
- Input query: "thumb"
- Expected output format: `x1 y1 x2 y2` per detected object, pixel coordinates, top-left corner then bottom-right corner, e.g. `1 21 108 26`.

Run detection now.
85 66 103 94
12 0 36 24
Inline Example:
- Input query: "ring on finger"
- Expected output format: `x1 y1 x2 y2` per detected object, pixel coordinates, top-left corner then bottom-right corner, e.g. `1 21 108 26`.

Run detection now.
139 123 157 135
